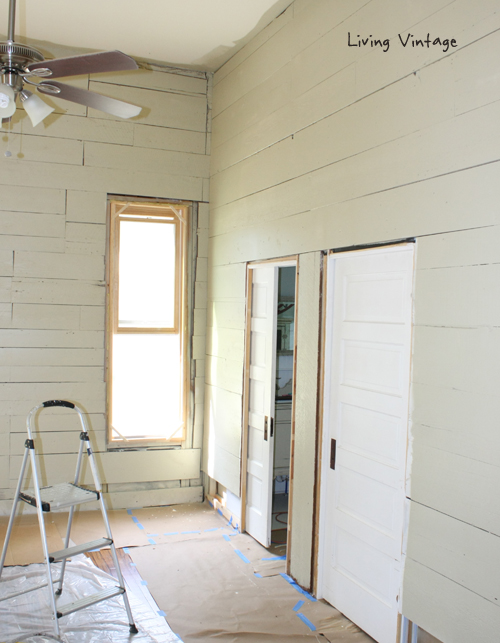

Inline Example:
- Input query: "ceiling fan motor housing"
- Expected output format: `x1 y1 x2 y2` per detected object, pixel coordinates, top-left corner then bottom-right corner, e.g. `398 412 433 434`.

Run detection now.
0 41 44 93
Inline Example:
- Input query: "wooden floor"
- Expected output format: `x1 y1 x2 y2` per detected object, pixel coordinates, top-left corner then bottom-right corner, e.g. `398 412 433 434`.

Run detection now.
87 547 161 616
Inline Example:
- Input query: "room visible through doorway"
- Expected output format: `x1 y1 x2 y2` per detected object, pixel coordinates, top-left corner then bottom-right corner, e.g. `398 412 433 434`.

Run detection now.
271 266 296 550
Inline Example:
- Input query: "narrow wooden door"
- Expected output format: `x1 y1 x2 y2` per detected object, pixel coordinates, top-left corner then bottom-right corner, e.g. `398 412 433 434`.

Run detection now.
245 265 278 547
321 245 414 643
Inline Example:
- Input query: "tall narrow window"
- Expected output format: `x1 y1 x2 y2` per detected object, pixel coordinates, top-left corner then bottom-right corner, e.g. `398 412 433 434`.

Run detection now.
107 200 188 444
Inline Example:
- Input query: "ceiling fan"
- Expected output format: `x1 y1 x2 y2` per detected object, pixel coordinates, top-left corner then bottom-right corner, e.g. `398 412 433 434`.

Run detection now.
0 0 141 127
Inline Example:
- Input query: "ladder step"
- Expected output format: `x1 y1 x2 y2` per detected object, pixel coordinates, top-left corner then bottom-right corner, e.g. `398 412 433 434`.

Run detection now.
57 586 125 618
20 482 99 511
49 537 112 562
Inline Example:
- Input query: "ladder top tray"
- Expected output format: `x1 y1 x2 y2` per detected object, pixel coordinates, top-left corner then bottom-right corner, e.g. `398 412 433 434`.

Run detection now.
20 482 99 512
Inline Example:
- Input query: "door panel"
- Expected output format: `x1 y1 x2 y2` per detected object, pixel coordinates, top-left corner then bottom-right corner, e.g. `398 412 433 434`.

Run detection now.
321 246 414 643
245 265 278 547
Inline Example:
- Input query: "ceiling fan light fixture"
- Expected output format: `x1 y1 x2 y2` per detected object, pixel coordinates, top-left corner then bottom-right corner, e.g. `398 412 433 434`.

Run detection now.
20 90 55 127
0 83 16 119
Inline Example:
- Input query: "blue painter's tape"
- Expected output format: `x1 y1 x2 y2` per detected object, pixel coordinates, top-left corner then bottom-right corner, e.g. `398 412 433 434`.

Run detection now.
297 613 316 631
293 600 305 613
130 563 136 567
181 530 201 535
262 556 286 561
204 527 219 532
234 549 250 564
132 517 139 523
217 508 223 516
148 538 156 545
208 499 214 507
127 509 133 515
158 610 166 617
294 585 316 602
148 533 159 537
141 580 148 586
254 573 263 578
123 547 130 554
164 532 179 536
228 516 233 526
279 573 316 601
137 524 145 530
223 535 231 542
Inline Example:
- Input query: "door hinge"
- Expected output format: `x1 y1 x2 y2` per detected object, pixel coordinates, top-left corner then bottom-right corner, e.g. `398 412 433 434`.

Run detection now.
264 416 268 441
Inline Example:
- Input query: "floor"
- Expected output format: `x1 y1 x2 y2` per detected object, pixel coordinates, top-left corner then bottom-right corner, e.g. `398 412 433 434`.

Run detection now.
0 501 398 642
271 491 289 548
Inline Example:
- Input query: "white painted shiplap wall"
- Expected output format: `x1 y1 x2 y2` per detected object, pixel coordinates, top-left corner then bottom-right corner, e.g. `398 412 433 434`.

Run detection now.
207 0 500 639
0 64 211 511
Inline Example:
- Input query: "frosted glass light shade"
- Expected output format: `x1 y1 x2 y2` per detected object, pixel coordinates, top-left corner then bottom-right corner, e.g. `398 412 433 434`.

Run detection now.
0 84 16 119
21 91 55 127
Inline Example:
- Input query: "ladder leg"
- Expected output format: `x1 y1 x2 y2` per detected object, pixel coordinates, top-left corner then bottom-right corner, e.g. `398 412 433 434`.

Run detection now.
29 448 61 638
98 490 138 633
57 427 86 594
55 503 76 595
81 425 138 634
0 447 30 578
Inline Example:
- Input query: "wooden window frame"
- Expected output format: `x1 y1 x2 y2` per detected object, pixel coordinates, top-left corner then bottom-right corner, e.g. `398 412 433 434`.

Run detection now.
107 199 189 447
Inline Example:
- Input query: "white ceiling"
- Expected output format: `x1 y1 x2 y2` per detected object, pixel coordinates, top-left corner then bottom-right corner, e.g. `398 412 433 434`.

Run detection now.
1 0 293 71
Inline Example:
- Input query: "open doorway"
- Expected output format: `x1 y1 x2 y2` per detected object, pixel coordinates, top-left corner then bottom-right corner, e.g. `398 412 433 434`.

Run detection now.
242 259 297 553
271 266 295 551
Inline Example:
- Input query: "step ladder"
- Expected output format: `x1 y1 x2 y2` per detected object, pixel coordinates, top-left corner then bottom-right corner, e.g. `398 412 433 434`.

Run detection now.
0 400 138 638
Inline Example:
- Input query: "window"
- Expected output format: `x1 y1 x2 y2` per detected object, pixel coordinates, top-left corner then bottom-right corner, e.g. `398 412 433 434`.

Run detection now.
107 200 189 445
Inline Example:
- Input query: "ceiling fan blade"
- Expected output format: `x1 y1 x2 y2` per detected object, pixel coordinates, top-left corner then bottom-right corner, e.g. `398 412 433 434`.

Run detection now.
37 81 141 119
27 50 138 79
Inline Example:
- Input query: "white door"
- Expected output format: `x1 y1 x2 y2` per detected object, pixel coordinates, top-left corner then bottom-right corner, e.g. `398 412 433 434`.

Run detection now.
320 245 414 643
245 265 278 547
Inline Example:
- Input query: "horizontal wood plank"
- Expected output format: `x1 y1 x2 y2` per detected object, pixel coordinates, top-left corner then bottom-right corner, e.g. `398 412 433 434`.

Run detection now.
66 190 107 224
402 558 500 643
88 82 208 132
12 278 105 306
407 502 500 605
412 326 500 397
91 68 207 95
414 264 500 328
103 485 204 510
14 251 104 281
0 184 65 214
0 212 65 239
133 123 206 154
0 329 103 349
3 366 104 383
205 355 244 396
84 141 210 178
9 448 201 486
203 383 242 458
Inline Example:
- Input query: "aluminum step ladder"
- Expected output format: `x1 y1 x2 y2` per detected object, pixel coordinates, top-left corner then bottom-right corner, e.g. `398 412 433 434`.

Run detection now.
0 399 138 638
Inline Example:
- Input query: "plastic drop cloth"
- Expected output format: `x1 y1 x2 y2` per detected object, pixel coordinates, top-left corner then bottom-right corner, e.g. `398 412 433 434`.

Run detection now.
0 554 181 643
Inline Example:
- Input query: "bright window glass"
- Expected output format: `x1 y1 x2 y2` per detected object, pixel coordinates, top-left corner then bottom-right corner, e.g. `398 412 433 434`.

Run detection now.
118 220 176 328
108 201 187 444
111 334 182 439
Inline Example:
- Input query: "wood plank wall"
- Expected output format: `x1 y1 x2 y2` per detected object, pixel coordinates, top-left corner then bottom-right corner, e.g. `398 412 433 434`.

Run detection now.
207 0 500 638
0 64 211 511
